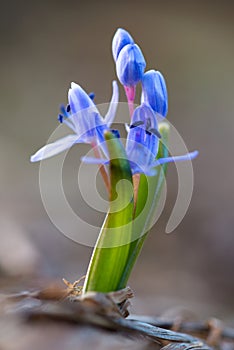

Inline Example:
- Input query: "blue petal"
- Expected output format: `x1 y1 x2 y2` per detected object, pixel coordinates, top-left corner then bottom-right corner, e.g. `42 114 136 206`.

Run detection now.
68 107 107 145
104 80 119 127
30 134 79 162
141 70 168 117
131 103 158 130
126 104 160 164
112 28 134 62
94 123 109 157
81 156 109 165
152 150 199 167
68 82 98 115
116 44 146 87
128 160 157 176
126 134 158 172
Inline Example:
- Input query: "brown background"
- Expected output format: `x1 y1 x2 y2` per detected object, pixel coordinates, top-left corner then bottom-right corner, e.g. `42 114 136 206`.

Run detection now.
0 0 234 322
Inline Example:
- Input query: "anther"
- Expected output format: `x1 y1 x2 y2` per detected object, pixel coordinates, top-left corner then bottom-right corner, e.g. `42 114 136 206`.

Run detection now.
60 105 67 116
130 121 144 129
58 114 63 123
111 129 120 138
148 128 161 138
89 92 95 100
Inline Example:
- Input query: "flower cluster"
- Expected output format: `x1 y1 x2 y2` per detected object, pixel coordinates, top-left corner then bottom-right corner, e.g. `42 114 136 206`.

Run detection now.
31 28 198 181
31 28 199 294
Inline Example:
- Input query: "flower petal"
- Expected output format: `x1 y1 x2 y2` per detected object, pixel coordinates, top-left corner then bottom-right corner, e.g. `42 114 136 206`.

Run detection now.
126 104 160 169
152 150 199 167
141 70 168 117
104 80 119 127
131 103 158 130
116 43 146 86
112 28 134 62
30 134 79 162
68 82 98 115
125 123 130 133
128 160 157 176
81 156 109 165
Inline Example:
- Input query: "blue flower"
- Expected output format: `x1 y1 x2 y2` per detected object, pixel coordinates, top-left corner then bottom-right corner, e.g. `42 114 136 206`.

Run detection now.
141 70 168 117
30 81 119 162
125 104 160 175
83 104 198 176
112 28 134 62
126 104 198 174
116 43 146 87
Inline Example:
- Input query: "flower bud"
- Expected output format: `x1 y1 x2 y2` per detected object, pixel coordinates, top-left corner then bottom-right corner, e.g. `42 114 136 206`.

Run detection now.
116 44 146 87
141 70 168 117
112 28 134 62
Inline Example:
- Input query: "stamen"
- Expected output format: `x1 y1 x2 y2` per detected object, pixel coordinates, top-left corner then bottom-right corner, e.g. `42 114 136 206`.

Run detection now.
60 105 67 116
148 128 161 138
111 129 120 138
130 121 144 129
133 121 144 127
58 114 63 123
89 92 95 100
66 104 71 113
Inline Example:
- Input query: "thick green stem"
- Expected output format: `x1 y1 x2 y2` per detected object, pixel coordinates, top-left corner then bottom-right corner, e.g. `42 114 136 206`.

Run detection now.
83 131 134 293
83 123 170 292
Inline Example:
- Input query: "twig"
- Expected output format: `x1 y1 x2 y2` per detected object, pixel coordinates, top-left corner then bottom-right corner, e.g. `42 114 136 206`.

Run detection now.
129 315 234 342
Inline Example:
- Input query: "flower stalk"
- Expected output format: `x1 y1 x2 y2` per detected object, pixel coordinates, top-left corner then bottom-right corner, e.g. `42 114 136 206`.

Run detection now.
118 122 170 288
83 131 134 292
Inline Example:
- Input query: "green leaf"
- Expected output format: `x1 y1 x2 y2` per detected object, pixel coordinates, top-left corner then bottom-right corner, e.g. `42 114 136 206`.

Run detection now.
118 122 170 288
83 131 134 293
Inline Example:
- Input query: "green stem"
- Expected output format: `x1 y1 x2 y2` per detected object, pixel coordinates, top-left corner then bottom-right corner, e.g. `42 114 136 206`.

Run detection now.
118 122 170 288
83 131 134 293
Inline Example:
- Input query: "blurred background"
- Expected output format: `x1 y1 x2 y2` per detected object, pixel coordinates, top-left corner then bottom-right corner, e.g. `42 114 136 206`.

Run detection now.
0 0 234 322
